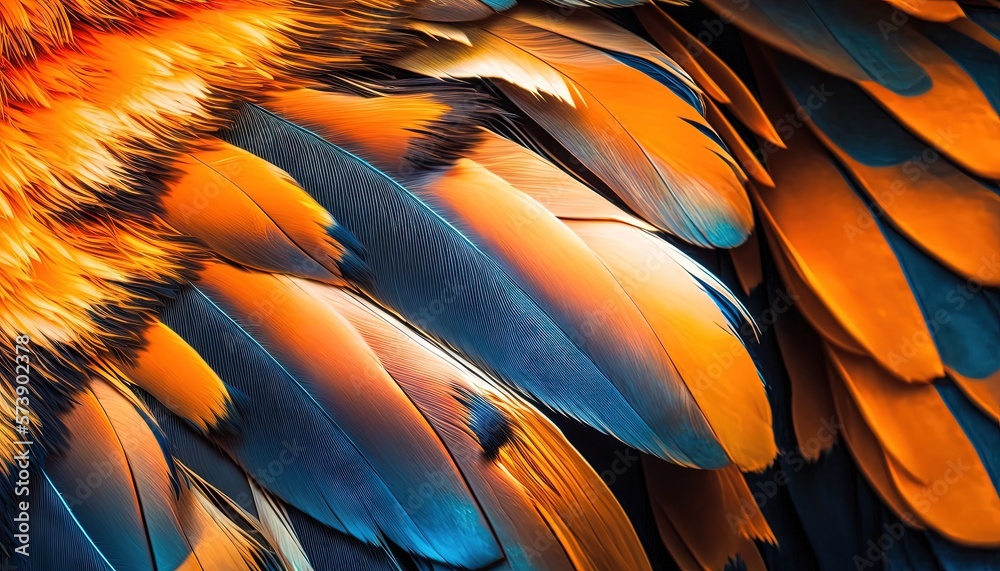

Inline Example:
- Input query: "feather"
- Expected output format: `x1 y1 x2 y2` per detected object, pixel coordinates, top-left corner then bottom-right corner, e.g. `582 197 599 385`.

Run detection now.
264 89 454 174
947 15 1000 58
698 0 917 89
565 219 775 470
950 369 1000 423
396 22 578 105
774 305 839 461
704 98 776 188
459 130 657 230
701 0 1000 178
251 484 315 571
936 379 1000 494
395 17 753 247
827 345 1000 546
301 281 652 571
162 142 366 284
144 398 258 518
749 71 943 381
122 320 233 432
771 55 1000 287
410 21 476 46
760 165 944 381
504 5 701 97
406 0 497 22
544 0 650 6
647 510 700 571
644 460 773 571
6 473 113 570
177 478 270 571
281 502 407 571
880 0 964 22
729 230 764 295
468 133 754 333
828 371 926 527
857 35 1000 180
412 158 740 468
880 221 1000 380
159 280 502 568
11 0 999 566
754 206 871 356
218 102 726 464
196 262 500 556
466 133 771 468
638 4 783 147
460 132 773 469
44 381 191 571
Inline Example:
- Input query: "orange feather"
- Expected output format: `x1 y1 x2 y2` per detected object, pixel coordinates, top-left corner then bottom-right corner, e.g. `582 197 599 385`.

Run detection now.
303 281 653 571
748 80 943 381
644 459 773 571
163 142 355 283
828 345 1000 546
122 320 232 432
396 17 753 247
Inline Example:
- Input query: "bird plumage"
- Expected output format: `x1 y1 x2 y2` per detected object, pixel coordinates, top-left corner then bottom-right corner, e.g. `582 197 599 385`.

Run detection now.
1 0 997 569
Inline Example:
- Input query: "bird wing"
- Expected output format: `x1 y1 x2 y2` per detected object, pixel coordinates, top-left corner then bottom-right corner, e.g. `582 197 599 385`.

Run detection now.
1 0 996 569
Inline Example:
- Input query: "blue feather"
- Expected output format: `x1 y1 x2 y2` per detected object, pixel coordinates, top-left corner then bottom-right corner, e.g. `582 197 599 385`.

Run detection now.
218 102 729 467
739 0 931 94
160 286 502 568
773 61 926 167
284 503 410 571
42 388 191 571
143 397 259 518
936 379 1000 493
925 530 1000 570
922 20 1000 114
480 0 515 10
459 392 512 460
879 224 1000 379
10 474 116 571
